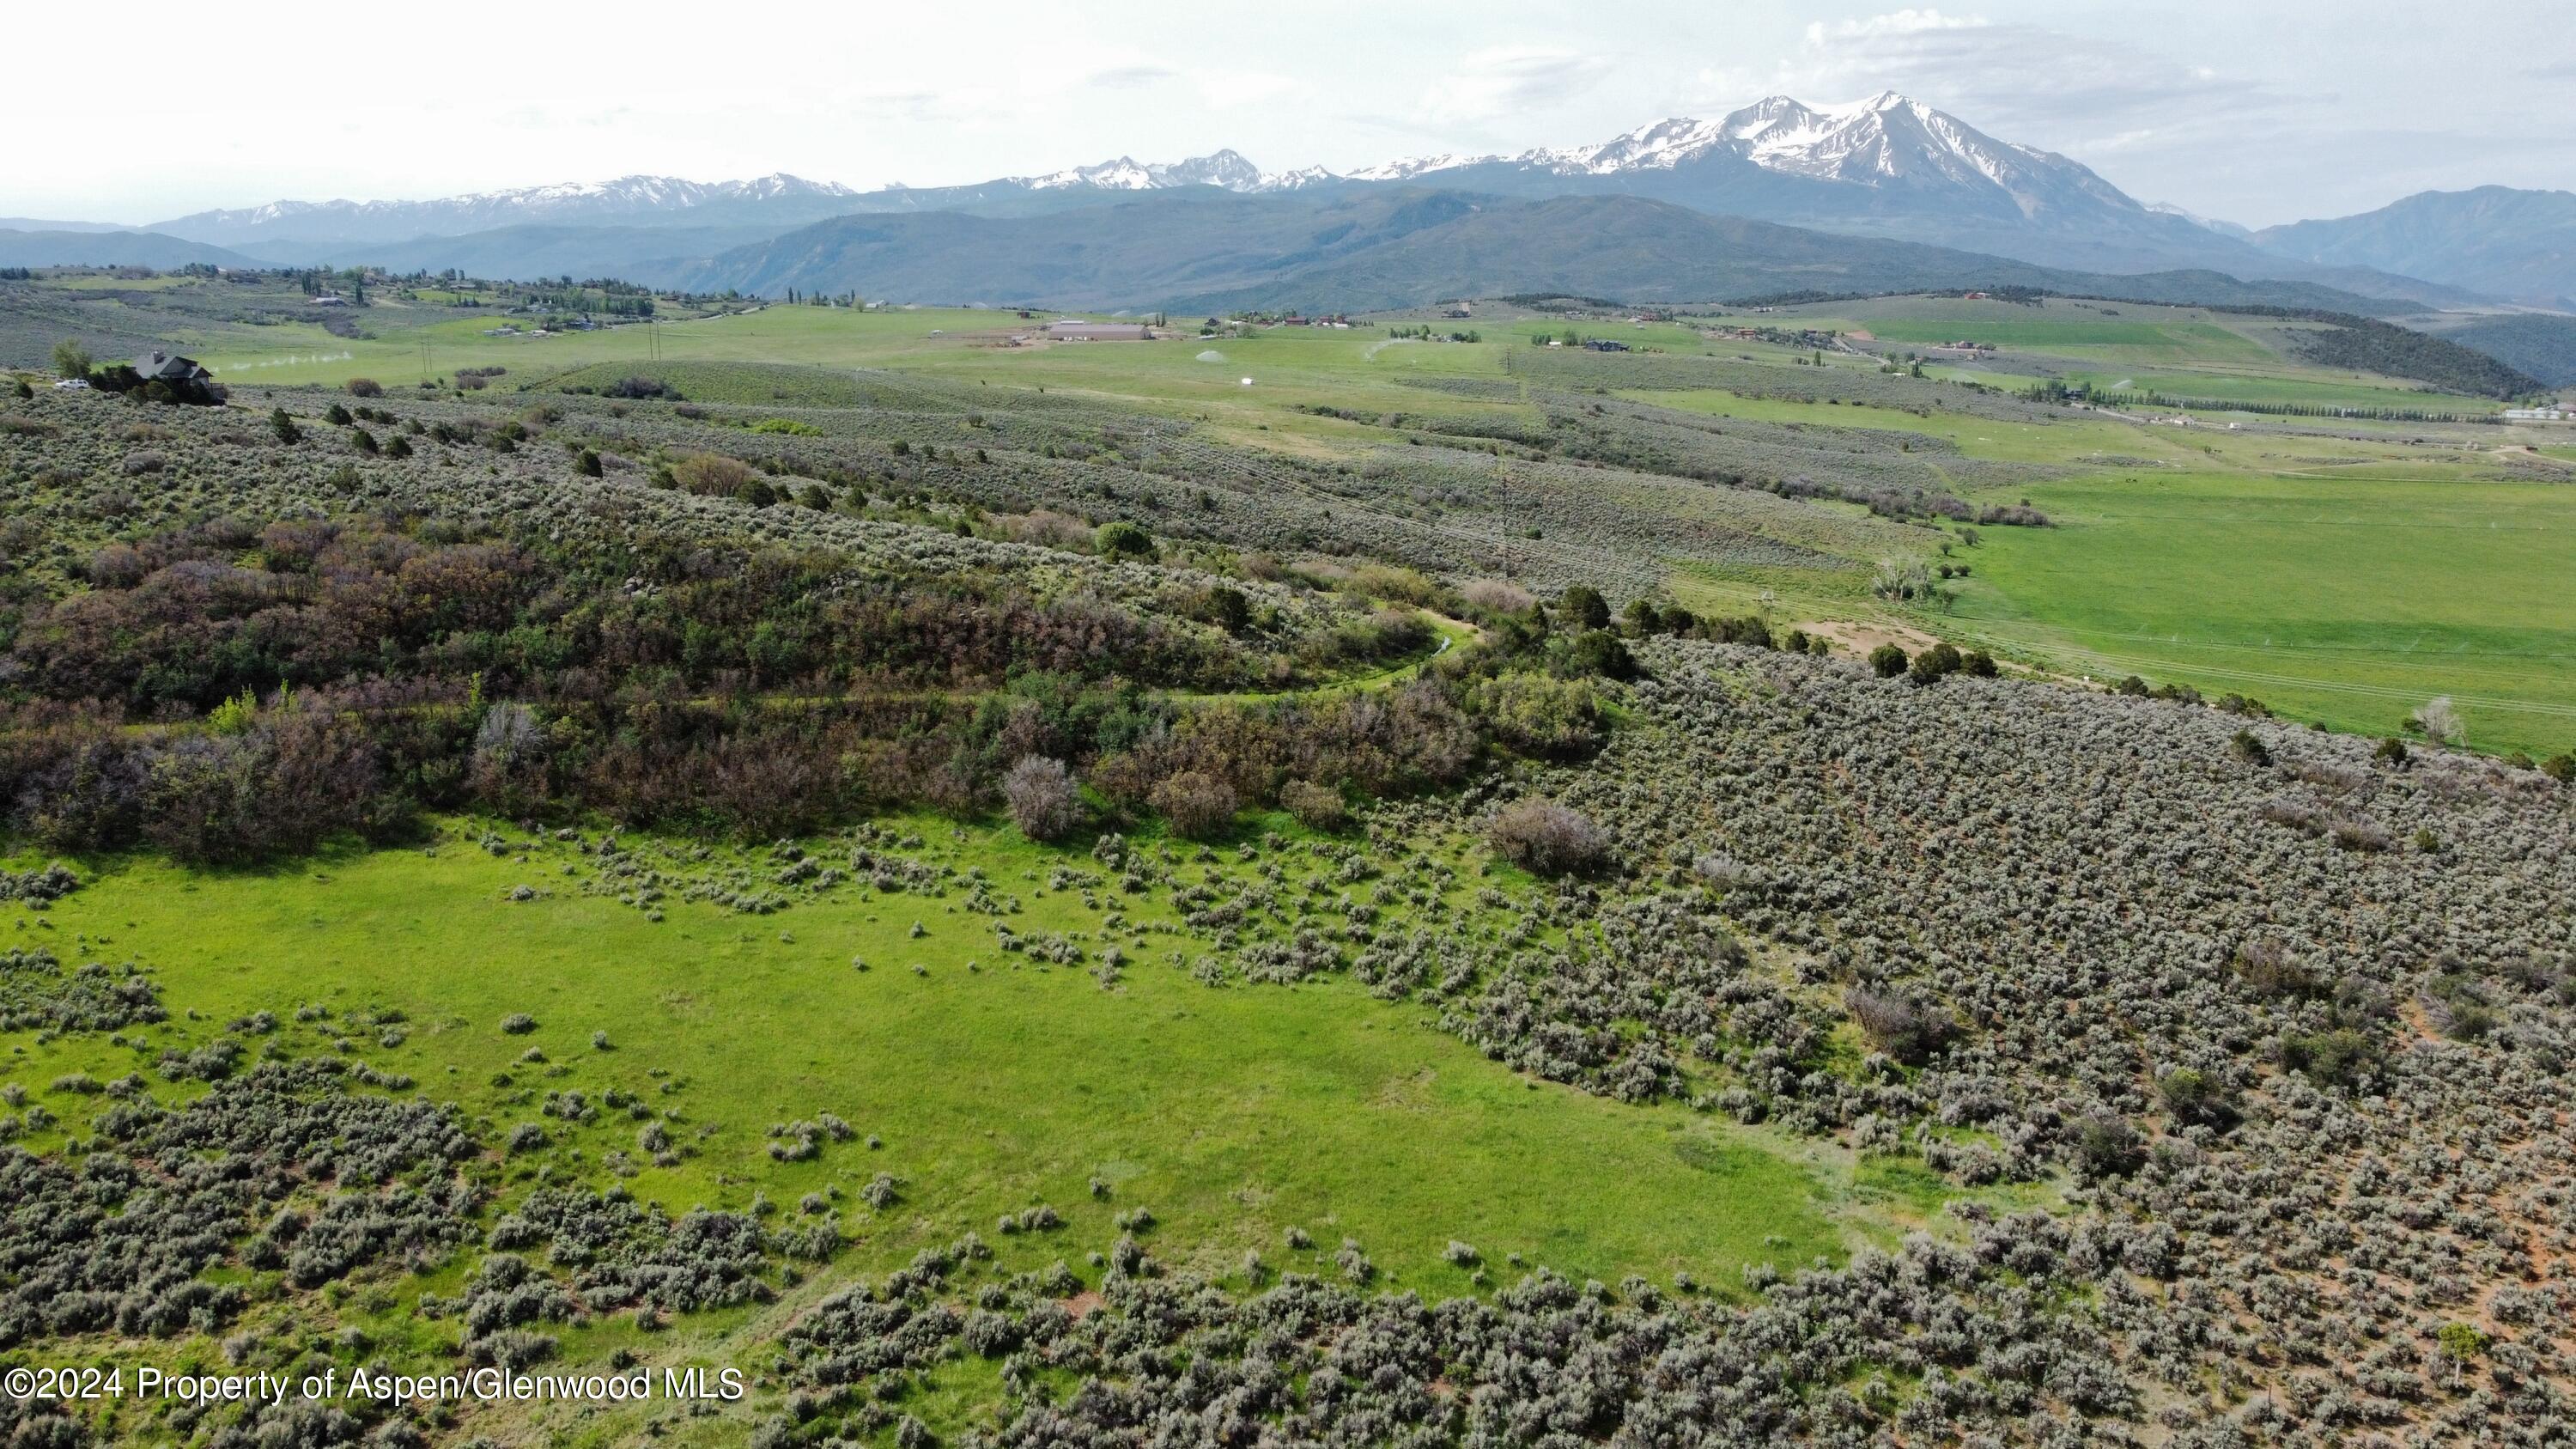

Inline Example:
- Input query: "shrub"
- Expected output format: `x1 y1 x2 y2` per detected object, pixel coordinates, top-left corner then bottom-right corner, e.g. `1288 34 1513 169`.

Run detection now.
2233 941 2318 998
1486 798 1609 877
141 716 386 865
269 408 300 444
1564 629 1635 681
2409 696 2463 745
344 378 382 398
671 453 759 496
1868 643 1908 679
574 448 604 478
1195 585 1250 633
1151 770 1236 840
2228 729 2270 767
1461 578 1534 613
2544 753 2576 782
2373 736 2409 766
1960 649 1998 677
1845 987 1953 1064
1907 642 1962 684
2280 1028 2385 1092
1467 673 1604 758
1096 521 1155 557
1001 756 1082 843
1558 584 1611 630
2155 1068 2238 1128
2072 1114 2145 1178
1279 778 1347 832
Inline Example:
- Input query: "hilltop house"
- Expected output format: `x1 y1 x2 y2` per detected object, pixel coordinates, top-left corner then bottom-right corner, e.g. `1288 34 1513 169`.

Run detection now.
133 350 212 387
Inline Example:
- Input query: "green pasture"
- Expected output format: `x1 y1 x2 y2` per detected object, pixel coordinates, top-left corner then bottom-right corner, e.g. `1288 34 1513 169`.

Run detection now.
1946 471 2576 756
2047 364 2493 411
1856 317 2264 357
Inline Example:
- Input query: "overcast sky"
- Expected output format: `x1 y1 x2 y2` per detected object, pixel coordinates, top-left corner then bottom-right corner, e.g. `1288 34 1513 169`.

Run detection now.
8 1 2569 228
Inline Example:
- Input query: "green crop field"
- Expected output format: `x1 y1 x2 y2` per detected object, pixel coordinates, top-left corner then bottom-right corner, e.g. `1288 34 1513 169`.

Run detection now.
1945 471 2576 755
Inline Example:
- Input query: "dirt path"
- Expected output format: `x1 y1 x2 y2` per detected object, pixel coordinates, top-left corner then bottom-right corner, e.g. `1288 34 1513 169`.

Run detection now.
1797 618 1943 658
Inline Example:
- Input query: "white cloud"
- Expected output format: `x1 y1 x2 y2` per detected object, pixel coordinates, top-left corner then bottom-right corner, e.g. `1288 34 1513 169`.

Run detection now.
1413 46 1613 128
1086 65 1180 91
1803 9 1988 46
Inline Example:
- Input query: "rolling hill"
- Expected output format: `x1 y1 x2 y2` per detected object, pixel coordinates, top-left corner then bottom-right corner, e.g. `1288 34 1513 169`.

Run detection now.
679 187 2422 315
0 228 262 271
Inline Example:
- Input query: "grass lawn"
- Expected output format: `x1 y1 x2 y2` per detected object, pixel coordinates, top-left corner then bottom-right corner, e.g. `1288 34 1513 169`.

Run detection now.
1946 471 2576 756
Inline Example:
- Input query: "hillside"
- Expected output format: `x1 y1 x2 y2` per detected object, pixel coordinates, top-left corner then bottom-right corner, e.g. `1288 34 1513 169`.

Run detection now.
686 188 2413 314
2279 312 2548 398
228 221 781 283
0 228 262 271
2256 186 2576 304
2420 311 2576 387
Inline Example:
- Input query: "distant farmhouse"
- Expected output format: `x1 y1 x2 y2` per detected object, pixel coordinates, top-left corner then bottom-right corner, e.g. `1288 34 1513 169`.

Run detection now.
1046 320 1154 342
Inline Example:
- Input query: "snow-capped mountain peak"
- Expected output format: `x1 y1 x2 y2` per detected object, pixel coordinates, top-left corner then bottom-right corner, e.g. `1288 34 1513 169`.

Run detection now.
1346 150 1502 182
1258 165 1345 191
1333 90 2142 225
2148 201 2254 240
153 173 868 246
1157 149 1266 191
1024 150 1283 192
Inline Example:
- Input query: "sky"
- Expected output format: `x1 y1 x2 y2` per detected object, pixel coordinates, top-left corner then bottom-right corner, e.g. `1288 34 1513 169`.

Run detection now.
7 0 2571 229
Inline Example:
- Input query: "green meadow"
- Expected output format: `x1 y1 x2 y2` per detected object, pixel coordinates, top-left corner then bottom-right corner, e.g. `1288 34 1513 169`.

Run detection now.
6 818 1895 1300
1947 472 2576 754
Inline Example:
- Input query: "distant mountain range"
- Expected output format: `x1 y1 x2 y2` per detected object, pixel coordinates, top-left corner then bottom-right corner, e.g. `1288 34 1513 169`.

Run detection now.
2253 187 2576 307
9 94 2570 329
0 228 262 271
671 187 2440 317
149 174 870 252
